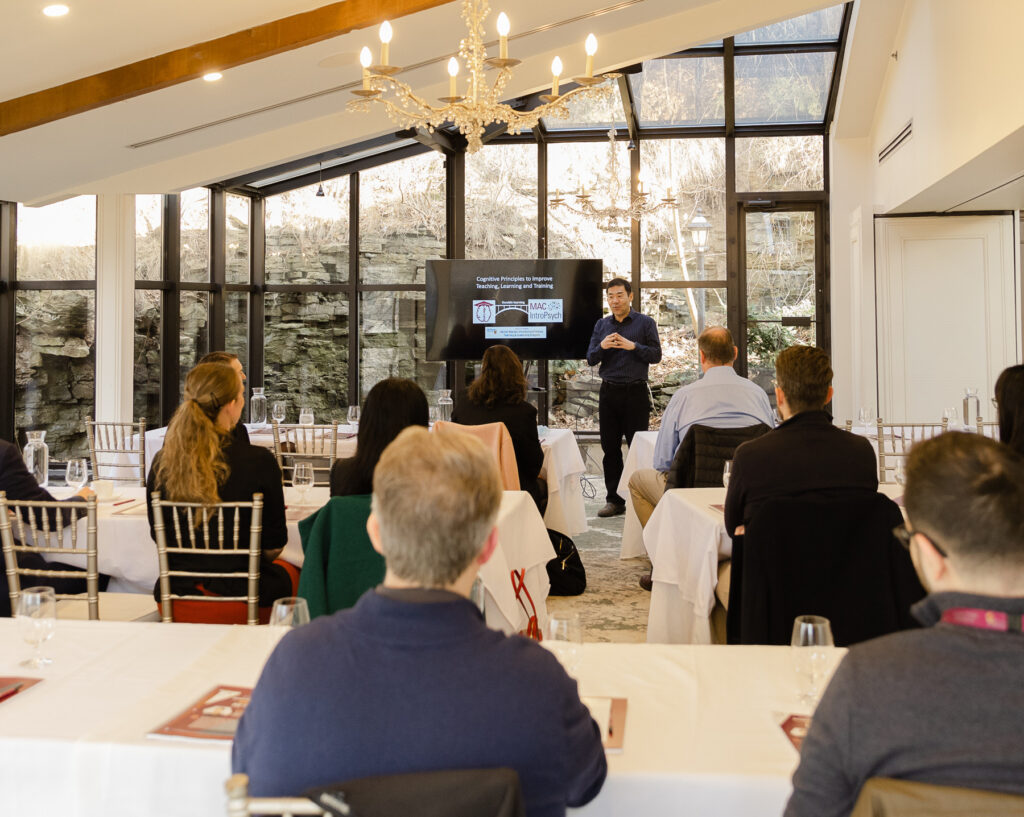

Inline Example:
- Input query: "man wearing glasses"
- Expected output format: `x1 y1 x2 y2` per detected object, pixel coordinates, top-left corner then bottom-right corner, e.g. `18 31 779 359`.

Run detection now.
785 432 1024 816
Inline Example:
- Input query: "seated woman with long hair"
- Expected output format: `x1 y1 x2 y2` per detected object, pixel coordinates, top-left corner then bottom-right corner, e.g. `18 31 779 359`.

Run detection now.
996 364 1024 456
146 362 292 605
453 344 546 511
330 378 429 496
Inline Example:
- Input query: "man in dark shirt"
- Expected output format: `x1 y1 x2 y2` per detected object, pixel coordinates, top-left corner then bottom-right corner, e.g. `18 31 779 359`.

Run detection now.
724 345 875 537
785 432 1024 816
233 427 607 817
586 277 661 517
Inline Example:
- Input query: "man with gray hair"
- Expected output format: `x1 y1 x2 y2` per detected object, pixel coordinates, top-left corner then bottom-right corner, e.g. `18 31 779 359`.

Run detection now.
233 427 607 816
785 432 1024 816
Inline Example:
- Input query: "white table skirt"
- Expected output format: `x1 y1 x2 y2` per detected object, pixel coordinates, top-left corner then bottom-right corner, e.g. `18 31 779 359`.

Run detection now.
617 431 658 559
644 484 906 645
49 487 550 637
0 619 841 817
115 425 587 538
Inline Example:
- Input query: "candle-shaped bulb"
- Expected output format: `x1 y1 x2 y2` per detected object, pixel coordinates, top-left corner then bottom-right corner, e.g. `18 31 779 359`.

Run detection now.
585 33 597 77
447 56 459 97
360 46 372 89
497 12 510 60
379 20 392 66
551 56 562 96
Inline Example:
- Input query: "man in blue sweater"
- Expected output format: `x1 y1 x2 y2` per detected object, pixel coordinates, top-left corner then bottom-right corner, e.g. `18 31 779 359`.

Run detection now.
232 427 607 817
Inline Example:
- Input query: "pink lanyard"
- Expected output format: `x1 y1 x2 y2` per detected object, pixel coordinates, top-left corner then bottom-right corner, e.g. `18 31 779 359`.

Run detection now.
940 607 1024 634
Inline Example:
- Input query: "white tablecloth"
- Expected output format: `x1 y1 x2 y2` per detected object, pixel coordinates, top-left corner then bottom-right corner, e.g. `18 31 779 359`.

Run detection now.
120 425 587 537
50 487 550 637
617 431 658 559
0 618 840 817
644 484 906 644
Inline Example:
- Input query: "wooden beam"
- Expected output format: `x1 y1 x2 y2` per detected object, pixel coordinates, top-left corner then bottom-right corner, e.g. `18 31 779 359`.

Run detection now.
0 0 456 137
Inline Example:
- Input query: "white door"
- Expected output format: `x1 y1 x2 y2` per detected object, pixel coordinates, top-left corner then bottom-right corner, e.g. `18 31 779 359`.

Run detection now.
875 215 1018 422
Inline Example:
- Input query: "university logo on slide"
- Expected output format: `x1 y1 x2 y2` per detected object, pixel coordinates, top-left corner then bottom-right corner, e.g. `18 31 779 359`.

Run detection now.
473 300 496 324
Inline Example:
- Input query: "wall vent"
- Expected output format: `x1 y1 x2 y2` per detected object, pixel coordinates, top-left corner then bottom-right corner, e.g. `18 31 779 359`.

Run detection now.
878 120 912 163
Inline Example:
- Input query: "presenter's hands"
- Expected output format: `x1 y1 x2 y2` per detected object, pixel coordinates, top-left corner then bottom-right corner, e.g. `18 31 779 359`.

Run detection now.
601 332 636 351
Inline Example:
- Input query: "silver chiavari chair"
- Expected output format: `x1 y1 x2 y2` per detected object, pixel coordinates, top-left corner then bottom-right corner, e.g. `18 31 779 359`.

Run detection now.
151 492 263 625
225 775 326 817
875 419 949 484
271 422 338 486
85 417 147 486
976 416 1000 440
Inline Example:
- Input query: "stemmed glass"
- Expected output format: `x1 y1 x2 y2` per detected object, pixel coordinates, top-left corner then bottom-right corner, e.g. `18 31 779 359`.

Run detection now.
298 406 314 426
268 597 310 629
17 587 56 668
347 405 360 430
791 615 834 706
858 407 873 430
66 458 88 492
292 462 314 506
942 407 960 429
271 402 287 424
548 613 584 677
722 460 732 488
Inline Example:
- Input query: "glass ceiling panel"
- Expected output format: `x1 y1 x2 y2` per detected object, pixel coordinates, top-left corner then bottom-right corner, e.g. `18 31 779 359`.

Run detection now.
735 5 844 44
630 57 725 128
734 52 835 125
248 139 418 188
541 83 626 130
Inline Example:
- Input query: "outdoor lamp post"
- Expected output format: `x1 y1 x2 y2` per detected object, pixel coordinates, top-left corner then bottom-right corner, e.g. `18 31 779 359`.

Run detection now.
689 207 711 332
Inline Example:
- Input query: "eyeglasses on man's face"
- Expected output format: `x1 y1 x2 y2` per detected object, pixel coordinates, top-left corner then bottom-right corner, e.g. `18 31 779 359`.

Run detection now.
892 523 949 559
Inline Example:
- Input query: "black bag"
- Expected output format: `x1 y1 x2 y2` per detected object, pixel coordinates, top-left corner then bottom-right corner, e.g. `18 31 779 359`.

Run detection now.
545 529 586 596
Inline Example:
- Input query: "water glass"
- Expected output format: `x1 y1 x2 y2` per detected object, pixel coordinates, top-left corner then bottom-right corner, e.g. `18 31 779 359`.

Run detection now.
17 587 56 668
66 458 88 491
271 402 287 424
722 460 732 488
894 457 907 486
268 597 310 629
292 462 314 505
298 406 314 426
429 406 440 425
791 615 834 705
548 613 584 676
942 407 960 428
858 407 873 428
347 405 360 429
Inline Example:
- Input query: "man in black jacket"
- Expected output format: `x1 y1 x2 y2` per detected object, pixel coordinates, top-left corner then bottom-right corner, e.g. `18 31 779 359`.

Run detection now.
724 345 876 537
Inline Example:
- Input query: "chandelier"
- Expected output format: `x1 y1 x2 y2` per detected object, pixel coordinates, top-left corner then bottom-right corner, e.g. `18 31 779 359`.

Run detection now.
549 129 678 224
348 0 615 153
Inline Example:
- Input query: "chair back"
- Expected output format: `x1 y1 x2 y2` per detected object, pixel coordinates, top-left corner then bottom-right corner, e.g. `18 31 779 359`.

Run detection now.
666 423 770 490
0 491 99 619
876 419 948 483
726 492 925 646
433 421 520 490
851 777 1024 817
150 491 263 625
85 416 147 486
272 423 338 486
976 417 1000 439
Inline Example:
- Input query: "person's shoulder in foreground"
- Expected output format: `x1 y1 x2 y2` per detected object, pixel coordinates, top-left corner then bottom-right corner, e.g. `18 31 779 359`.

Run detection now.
232 426 606 817
784 432 1024 817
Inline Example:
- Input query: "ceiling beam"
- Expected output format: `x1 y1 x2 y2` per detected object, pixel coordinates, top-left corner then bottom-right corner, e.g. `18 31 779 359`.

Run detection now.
0 0 456 138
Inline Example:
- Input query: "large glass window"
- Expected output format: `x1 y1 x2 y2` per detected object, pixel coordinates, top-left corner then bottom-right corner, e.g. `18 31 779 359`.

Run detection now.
630 58 725 127
359 292 443 397
736 136 824 191
466 144 538 260
734 53 836 125
266 179 350 285
735 5 844 43
226 194 250 285
134 195 163 428
180 188 210 283
16 198 96 282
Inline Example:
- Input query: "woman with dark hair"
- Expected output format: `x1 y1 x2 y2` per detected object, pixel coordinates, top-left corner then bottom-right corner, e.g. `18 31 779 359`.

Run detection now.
453 345 546 511
146 362 291 605
330 378 429 496
995 364 1024 456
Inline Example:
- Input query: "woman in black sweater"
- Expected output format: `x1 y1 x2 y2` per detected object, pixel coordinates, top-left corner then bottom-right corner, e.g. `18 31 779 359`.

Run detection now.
996 364 1024 456
453 345 547 512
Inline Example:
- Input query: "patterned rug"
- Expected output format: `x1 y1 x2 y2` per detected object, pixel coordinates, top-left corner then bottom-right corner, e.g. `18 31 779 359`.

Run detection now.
546 443 652 643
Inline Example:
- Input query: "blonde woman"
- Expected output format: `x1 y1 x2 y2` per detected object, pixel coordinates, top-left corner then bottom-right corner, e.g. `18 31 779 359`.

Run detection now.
146 362 293 606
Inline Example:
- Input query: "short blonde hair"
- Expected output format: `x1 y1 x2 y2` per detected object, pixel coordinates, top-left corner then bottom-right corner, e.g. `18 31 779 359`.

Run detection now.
372 426 502 586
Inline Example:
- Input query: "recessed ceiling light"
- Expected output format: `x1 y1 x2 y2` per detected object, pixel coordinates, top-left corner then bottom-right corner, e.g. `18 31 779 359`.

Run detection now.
43 4 69 17
203 72 223 82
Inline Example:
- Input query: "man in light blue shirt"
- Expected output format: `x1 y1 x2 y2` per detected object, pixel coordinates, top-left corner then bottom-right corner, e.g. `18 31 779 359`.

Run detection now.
629 326 775 531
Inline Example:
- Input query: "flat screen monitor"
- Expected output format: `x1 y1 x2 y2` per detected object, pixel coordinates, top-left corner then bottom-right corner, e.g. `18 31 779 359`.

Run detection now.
425 259 604 360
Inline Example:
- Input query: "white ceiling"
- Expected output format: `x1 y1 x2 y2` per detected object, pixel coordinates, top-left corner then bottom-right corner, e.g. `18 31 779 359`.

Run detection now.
0 0 837 205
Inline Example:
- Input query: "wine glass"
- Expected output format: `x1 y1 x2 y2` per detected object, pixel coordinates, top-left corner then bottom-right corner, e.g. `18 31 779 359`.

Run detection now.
547 613 584 677
271 401 287 424
791 615 834 705
66 458 88 491
858 406 873 430
722 460 732 488
347 405 360 430
268 597 310 629
298 406 314 426
292 462 314 506
17 587 56 668
942 407 960 429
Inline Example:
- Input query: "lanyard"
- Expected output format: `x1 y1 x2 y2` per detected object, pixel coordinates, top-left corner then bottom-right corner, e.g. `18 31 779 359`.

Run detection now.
940 607 1024 634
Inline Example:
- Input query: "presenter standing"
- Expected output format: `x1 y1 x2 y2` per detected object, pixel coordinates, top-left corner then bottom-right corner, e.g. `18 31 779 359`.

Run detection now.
587 277 662 517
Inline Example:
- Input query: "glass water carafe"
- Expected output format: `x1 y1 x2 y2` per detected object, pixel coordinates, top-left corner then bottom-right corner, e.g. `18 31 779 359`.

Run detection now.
23 431 49 488
962 387 980 428
438 389 454 423
250 387 267 425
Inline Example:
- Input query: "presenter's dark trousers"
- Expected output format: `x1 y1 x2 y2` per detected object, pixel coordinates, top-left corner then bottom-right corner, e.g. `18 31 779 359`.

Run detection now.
598 380 651 504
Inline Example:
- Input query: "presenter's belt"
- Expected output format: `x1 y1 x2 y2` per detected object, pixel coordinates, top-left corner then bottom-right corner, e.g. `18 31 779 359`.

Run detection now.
601 379 648 389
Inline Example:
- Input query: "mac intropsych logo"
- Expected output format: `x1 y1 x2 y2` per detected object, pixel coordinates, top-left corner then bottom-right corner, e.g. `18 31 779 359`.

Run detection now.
472 300 496 324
